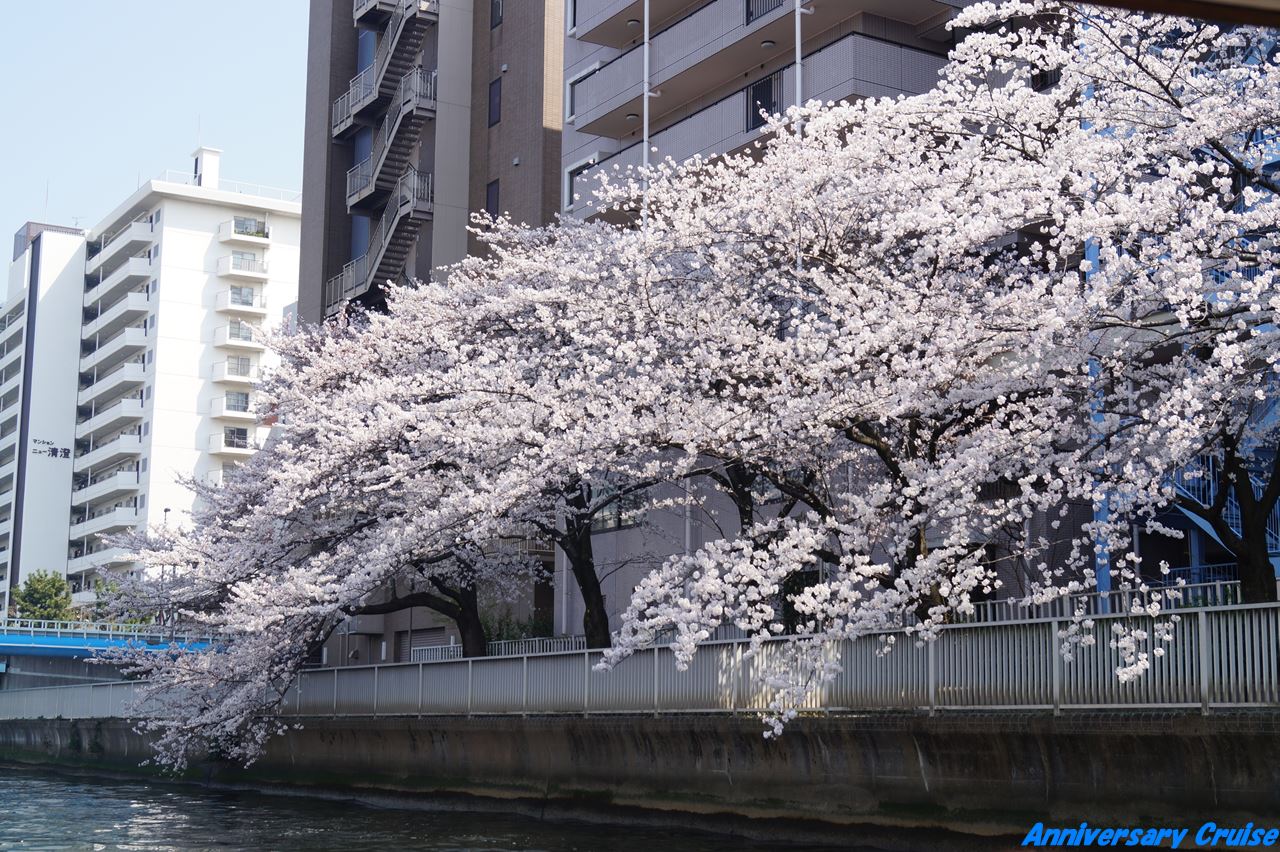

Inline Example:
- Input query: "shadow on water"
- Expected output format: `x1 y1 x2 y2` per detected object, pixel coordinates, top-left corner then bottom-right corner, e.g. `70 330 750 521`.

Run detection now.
0 763 1018 851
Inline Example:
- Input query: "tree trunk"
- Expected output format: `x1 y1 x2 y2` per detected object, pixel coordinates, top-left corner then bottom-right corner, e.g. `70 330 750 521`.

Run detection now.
453 584 489 657
1237 546 1278 603
562 524 612 648
557 483 612 649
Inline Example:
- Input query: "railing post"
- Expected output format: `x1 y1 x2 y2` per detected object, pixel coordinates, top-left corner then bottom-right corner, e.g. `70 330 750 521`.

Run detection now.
653 645 660 717
417 662 424 715
927 638 937 712
1050 620 1061 715
332 669 339 715
522 655 528 716
1198 609 1211 715
466 659 473 716
583 651 590 716
372 665 379 716
731 643 741 715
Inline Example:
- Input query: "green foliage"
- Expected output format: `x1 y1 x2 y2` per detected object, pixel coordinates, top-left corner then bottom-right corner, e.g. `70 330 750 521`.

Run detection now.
13 570 75 621
481 606 553 642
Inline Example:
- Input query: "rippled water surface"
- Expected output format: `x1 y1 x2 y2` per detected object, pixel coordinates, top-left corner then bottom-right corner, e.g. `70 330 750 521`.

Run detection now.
0 766 854 851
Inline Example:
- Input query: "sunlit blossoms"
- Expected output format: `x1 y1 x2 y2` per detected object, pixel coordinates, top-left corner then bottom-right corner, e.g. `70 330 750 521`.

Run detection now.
116 1 1279 766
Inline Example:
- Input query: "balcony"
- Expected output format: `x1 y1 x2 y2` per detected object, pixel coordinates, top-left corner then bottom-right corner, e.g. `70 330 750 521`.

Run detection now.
208 433 256 458
82 290 150 341
215 289 268 316
78 361 146 407
67 547 133 576
567 0 946 139
353 0 398 25
211 398 256 422
346 69 438 210
324 168 433 315
569 31 947 214
86 218 154 276
212 361 259 384
216 255 269 280
80 326 147 374
84 256 152 310
69 506 140 540
331 0 439 137
74 434 143 472
75 398 144 441
218 218 271 245
70 469 142 508
214 324 265 350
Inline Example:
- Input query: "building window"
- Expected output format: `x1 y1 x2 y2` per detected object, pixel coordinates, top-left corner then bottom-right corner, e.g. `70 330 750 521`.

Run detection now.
224 426 249 449
745 0 785 25
485 180 500 219
228 356 252 377
491 0 503 27
747 69 783 131
225 391 250 413
233 215 268 238
229 285 256 306
228 319 255 342
565 161 592 209
488 77 502 127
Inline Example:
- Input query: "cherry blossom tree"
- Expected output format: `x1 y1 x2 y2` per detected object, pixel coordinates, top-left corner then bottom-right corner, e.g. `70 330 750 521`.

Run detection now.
111 0 1280 765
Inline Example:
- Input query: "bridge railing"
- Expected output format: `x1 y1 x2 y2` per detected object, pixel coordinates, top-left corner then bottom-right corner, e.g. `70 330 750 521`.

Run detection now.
3 602 1277 722
0 617 217 645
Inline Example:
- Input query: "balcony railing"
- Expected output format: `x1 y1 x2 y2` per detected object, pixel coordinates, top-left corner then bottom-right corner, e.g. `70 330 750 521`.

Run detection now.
212 361 259 383
217 256 268 277
218 218 270 242
570 31 947 213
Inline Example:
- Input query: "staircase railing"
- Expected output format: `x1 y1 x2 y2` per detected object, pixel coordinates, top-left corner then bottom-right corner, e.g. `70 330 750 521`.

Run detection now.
346 68 438 202
1173 454 1280 552
324 167 434 312
331 0 438 134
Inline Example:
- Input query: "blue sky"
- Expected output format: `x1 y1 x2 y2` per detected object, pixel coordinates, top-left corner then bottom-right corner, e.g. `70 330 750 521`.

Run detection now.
1 1 308 240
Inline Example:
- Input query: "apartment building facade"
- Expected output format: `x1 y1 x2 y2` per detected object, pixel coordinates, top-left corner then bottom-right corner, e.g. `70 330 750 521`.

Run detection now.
299 0 565 323
562 0 964 216
1 149 300 613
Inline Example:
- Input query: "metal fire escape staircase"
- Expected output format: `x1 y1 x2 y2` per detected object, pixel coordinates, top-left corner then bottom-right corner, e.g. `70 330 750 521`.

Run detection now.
346 69 437 209
331 0 438 138
324 167 434 313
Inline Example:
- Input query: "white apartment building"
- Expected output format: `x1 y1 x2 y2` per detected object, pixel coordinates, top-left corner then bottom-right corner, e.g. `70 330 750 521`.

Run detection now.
2 148 300 612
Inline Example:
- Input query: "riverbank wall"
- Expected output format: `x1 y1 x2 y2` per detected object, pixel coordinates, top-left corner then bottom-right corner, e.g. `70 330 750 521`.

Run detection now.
3 711 1280 843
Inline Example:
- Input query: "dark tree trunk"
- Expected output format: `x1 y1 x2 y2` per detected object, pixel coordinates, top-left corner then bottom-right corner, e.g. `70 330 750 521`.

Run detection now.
560 484 612 649
453 584 489 657
1237 548 1278 603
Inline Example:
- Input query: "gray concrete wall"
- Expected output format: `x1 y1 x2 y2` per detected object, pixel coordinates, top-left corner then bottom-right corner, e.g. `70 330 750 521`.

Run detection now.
2 712 1278 838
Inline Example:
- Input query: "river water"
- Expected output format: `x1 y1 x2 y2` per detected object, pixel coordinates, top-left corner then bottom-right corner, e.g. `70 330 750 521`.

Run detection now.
0 766 859 851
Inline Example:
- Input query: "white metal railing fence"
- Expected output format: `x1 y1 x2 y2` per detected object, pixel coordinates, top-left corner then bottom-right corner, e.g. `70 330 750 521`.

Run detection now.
4 603 1278 722
956 577 1273 624
0 618 216 645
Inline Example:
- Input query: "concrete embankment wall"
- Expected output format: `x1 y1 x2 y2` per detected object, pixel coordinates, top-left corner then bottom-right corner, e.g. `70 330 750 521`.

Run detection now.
2 712 1279 842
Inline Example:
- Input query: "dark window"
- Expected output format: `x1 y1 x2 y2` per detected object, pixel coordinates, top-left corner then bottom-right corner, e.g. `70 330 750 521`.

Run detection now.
747 69 782 131
1030 68 1062 92
491 0 502 27
488 78 502 126
224 426 249 449
485 180 500 219
745 0 784 25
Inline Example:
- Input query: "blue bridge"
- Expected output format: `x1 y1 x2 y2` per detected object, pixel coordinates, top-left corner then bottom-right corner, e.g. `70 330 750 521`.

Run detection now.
0 619 215 660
